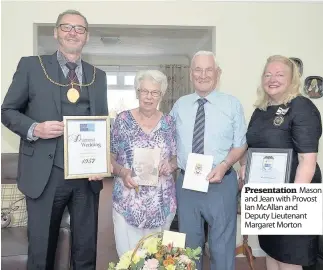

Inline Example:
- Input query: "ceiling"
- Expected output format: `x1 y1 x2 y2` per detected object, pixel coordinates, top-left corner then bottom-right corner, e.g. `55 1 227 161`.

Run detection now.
37 25 213 57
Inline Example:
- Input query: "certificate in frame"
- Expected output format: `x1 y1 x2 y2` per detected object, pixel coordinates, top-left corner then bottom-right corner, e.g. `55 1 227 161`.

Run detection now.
63 116 111 179
245 148 293 184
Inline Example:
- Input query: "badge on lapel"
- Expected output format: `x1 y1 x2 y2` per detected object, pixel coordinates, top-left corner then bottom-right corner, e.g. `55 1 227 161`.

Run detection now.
273 107 289 126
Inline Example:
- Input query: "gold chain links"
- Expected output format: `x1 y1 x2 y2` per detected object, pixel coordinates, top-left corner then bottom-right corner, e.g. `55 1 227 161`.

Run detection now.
37 55 96 87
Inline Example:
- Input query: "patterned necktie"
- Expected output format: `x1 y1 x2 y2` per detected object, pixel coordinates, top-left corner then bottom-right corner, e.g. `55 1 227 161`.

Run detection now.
192 98 207 154
66 62 80 91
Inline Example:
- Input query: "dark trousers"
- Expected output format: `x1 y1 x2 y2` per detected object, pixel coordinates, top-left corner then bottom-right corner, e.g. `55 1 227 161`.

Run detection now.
26 166 100 270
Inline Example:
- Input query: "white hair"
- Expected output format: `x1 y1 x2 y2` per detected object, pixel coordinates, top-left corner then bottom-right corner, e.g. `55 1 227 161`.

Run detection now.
191 50 219 69
134 70 168 95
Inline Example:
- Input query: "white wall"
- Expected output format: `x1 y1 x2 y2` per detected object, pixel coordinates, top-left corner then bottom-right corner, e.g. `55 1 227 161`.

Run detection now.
2 1 323 257
82 54 190 66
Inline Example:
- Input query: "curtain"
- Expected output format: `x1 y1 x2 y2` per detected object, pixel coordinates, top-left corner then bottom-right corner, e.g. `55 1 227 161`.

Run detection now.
159 65 191 114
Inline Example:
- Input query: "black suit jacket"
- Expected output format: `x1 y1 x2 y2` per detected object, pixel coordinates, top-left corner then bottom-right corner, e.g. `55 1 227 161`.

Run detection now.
1 52 108 199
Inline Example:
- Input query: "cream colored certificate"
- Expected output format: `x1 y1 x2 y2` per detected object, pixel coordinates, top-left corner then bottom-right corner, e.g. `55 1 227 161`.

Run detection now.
132 147 161 186
182 153 213 193
63 116 111 179
162 230 186 248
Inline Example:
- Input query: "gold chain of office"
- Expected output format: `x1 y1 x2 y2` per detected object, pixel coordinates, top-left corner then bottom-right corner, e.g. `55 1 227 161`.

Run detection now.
37 55 96 87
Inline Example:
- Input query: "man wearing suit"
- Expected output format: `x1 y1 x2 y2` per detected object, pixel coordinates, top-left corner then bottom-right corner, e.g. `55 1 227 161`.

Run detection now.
170 51 247 270
1 10 108 270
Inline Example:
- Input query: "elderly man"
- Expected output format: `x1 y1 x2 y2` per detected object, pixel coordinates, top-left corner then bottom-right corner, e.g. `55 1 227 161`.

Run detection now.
170 51 247 270
1 10 108 270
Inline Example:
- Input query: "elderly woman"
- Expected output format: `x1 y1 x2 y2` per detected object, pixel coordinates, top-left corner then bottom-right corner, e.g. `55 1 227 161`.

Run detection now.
110 70 177 257
239 55 322 270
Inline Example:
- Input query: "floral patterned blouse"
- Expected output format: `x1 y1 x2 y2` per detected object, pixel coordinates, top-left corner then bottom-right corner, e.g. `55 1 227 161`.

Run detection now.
111 110 177 229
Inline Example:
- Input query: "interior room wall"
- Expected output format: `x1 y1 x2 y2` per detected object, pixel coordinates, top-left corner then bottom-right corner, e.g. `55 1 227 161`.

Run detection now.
2 1 322 257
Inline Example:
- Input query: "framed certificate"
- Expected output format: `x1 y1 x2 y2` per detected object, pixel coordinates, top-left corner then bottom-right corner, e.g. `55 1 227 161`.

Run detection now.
63 116 111 179
245 148 293 184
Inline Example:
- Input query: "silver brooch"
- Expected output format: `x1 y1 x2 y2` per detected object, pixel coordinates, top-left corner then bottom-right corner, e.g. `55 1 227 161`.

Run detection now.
273 107 289 126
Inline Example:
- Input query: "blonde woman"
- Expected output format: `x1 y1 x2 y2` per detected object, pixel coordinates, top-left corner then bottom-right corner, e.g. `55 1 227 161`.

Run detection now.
239 55 322 270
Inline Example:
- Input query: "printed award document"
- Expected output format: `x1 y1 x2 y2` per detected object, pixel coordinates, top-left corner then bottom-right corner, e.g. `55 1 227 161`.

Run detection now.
132 147 161 186
182 153 213 192
63 116 111 179
245 148 293 184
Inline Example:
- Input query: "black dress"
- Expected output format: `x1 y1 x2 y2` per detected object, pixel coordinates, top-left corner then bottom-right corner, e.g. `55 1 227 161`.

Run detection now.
246 96 322 266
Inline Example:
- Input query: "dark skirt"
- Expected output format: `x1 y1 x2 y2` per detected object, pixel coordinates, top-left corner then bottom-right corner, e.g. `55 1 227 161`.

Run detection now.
259 235 318 266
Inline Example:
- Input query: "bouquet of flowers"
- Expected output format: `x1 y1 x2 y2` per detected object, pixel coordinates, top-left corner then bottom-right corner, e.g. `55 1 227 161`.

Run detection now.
108 232 202 270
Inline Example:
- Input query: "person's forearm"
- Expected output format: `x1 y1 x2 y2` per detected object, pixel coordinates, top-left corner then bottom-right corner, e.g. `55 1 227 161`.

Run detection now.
239 153 247 166
294 154 317 183
169 155 178 173
222 144 247 169
110 154 125 177
1 57 35 139
2 109 36 139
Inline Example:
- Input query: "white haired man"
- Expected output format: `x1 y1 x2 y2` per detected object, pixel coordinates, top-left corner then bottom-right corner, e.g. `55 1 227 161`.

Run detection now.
170 51 247 270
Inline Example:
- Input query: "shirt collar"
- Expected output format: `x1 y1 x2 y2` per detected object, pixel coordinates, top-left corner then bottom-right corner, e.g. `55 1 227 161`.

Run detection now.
192 90 218 105
57 50 82 68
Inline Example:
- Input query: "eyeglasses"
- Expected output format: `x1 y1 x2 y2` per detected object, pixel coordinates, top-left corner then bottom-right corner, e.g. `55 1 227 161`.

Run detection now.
193 68 215 75
58 24 87 34
138 89 161 97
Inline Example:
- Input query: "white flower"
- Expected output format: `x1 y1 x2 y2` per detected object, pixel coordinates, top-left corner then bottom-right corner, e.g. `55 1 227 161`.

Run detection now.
142 258 159 270
135 248 147 258
179 255 191 264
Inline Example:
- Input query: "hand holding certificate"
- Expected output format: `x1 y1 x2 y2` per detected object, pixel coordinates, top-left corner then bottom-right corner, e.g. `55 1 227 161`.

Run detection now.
182 153 213 193
63 116 111 179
